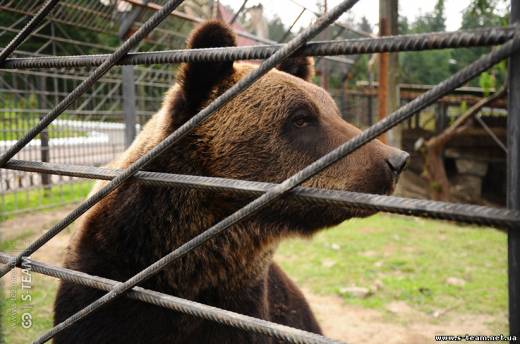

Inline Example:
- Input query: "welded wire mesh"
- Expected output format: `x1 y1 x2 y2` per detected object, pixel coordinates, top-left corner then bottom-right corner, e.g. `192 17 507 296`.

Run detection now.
0 0 519 343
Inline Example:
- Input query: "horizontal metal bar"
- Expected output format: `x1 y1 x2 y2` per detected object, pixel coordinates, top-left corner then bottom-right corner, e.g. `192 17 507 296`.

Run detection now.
1 27 515 70
4 159 519 228
0 253 342 344
123 0 352 66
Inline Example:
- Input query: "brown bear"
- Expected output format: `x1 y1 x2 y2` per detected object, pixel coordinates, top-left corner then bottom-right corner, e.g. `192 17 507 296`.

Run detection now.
53 21 409 343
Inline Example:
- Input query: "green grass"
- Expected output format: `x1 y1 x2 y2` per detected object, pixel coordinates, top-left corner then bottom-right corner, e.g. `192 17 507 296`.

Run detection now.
1 182 93 221
1 232 59 343
276 214 507 318
0 213 508 343
0 109 87 141
0 121 87 141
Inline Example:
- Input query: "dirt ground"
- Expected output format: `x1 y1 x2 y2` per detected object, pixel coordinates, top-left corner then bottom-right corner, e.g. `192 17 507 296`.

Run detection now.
0 208 503 344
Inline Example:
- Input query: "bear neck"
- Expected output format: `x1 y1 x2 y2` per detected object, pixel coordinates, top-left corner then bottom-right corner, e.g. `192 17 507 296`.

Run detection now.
140 145 284 297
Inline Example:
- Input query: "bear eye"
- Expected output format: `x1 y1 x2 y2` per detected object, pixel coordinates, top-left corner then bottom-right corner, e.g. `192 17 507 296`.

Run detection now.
291 112 314 128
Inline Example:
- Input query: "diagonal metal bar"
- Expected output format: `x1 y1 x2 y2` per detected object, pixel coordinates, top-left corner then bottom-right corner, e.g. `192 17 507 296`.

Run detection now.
1 27 515 69
0 253 343 344
34 26 520 343
280 8 306 42
14 1 362 341
229 0 248 25
475 114 508 153
0 0 186 168
0 16 28 39
0 0 60 64
3 159 520 228
288 0 374 38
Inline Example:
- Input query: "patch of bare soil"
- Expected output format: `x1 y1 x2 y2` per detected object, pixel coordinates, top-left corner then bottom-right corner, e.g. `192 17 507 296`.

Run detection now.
0 206 75 266
305 291 502 344
1 209 504 344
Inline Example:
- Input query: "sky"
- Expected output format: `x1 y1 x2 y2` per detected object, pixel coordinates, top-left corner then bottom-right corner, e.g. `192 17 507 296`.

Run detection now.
221 0 509 33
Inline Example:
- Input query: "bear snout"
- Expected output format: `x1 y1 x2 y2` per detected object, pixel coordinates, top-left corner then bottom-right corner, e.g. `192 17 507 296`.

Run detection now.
385 150 410 180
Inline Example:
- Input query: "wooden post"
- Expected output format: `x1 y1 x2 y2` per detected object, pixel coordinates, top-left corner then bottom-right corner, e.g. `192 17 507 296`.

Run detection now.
378 0 399 145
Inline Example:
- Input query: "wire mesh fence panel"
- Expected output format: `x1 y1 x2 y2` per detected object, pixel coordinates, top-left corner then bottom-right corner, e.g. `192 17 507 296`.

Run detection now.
0 4 179 218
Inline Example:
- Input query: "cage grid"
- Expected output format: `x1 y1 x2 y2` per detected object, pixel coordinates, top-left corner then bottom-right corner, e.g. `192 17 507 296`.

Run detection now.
0 0 519 343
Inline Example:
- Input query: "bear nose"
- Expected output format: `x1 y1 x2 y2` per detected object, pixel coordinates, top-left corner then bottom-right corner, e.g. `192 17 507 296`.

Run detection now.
385 150 410 176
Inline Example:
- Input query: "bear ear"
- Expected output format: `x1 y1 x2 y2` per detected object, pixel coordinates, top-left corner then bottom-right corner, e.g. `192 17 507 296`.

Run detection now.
177 21 237 113
277 56 315 81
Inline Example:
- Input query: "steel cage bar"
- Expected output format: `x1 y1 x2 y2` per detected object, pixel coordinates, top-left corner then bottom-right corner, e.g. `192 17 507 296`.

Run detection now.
0 251 341 344
0 0 518 342
3 159 520 228
0 27 515 69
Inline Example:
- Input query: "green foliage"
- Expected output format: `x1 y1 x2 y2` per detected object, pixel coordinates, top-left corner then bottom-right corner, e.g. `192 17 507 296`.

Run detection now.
267 16 290 41
345 0 510 87
479 71 496 96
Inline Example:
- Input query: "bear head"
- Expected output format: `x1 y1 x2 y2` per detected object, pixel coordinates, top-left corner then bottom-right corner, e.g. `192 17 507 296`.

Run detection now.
153 21 409 236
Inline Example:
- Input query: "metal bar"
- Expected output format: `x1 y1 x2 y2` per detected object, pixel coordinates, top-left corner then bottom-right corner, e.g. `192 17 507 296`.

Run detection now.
475 114 508 153
0 0 60 63
287 0 373 38
0 253 342 344
36 23 520 344
508 1 520 339
3 159 519 228
229 0 248 25
280 8 306 42
122 65 137 148
1 27 514 69
31 1 363 341
0 15 28 39
118 0 148 38
36 76 51 191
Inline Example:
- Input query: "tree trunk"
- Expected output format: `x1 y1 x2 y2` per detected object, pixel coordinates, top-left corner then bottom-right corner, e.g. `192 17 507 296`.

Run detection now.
422 86 506 201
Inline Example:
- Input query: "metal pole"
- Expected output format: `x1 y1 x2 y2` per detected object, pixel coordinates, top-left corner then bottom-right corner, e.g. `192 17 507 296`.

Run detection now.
320 0 329 91
119 12 139 148
37 75 51 192
508 1 520 340
122 66 137 148
229 0 248 25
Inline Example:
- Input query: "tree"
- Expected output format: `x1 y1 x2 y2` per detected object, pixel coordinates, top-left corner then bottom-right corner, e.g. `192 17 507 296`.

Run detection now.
431 0 446 32
450 0 508 87
358 16 372 34
398 0 451 85
267 16 290 42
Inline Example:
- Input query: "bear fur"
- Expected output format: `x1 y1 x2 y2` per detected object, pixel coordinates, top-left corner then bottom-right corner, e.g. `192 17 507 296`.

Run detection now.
53 21 406 343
